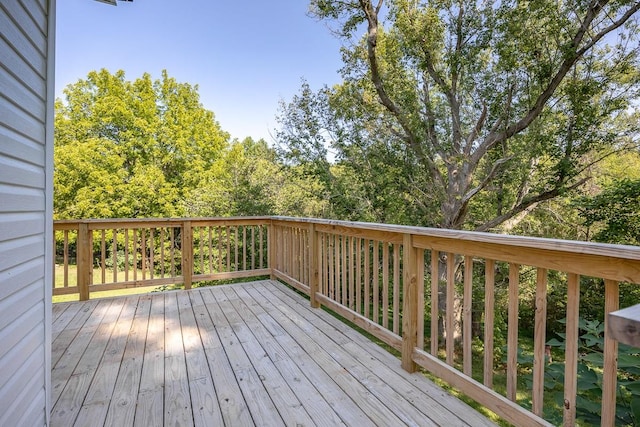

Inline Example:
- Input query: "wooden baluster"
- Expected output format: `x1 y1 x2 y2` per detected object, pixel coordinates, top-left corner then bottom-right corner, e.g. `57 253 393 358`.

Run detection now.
329 234 335 300
234 226 239 271
241 226 246 271
113 229 118 283
160 228 165 278
373 241 379 323
199 227 204 274
319 233 326 295
259 225 264 270
170 227 176 278
133 229 138 281
430 250 439 356
141 229 147 281
342 236 347 306
532 268 548 416
252 226 256 271
218 226 223 273
208 227 213 274
446 253 455 366
124 229 129 282
268 223 274 279
507 263 520 402
62 230 69 288
382 242 389 330
226 226 231 272
309 223 319 308
601 279 619 427
182 221 193 290
563 273 580 425
484 259 495 388
99 230 105 285
149 229 154 280
350 237 356 311
393 243 400 336
364 239 371 318
356 238 362 314
417 249 425 350
463 255 473 376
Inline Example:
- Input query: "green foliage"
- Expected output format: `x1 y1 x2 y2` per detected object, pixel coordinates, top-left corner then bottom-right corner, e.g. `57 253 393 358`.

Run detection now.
55 70 327 220
55 69 228 219
279 0 640 231
184 136 329 218
544 318 640 426
578 179 640 246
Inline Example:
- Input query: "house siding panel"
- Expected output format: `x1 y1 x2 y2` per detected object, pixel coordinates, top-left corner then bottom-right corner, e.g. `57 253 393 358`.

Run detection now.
0 36 47 96
0 126 45 167
0 65 47 119
0 4 47 78
0 0 52 425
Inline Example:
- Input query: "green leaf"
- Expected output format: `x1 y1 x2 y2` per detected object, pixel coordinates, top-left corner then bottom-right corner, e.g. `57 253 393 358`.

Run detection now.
617 353 640 369
622 381 640 394
631 397 640 423
547 338 565 347
580 352 604 367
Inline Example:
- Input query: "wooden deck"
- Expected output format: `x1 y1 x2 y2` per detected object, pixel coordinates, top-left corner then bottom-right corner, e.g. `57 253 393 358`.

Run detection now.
51 280 496 426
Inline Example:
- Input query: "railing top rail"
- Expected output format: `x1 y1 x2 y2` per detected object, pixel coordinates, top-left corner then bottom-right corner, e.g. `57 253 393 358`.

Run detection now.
54 216 273 225
271 216 640 261
53 216 640 261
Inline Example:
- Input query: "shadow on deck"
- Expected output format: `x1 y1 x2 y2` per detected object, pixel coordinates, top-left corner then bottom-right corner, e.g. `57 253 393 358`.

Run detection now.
50 280 496 426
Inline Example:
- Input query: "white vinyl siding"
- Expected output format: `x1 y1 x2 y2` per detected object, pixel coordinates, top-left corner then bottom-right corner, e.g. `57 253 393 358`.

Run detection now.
0 0 53 425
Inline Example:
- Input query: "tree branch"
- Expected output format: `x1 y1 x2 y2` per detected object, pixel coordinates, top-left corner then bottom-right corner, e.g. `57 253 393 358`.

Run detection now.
358 0 445 187
460 155 513 206
474 177 590 232
471 0 638 168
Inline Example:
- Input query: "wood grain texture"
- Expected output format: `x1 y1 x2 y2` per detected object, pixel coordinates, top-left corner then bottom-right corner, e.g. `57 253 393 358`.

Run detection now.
601 280 620 427
50 281 494 426
608 302 640 347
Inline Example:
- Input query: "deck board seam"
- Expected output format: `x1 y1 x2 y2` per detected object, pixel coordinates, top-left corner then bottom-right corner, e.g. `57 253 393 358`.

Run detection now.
269 280 496 427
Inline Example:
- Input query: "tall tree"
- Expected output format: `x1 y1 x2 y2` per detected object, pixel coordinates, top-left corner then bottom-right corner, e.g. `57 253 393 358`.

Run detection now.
54 69 228 219
279 0 640 231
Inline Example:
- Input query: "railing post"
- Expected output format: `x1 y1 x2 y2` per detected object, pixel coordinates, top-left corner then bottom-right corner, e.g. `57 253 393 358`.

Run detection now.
182 220 193 290
309 223 319 308
77 222 90 301
401 233 418 372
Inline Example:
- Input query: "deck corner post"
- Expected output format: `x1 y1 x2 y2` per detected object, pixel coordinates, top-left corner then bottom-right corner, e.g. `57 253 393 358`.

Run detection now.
401 232 418 373
77 222 91 301
182 220 193 290
309 223 320 308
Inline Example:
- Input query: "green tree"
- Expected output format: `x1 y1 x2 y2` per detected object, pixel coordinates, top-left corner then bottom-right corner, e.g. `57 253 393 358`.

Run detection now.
54 69 229 219
278 0 640 231
184 137 330 218
579 178 640 245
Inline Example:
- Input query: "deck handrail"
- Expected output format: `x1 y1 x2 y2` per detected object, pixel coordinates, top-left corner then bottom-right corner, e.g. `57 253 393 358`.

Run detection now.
53 216 640 426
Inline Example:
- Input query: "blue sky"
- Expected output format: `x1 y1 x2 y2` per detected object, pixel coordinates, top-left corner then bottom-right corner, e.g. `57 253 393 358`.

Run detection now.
55 0 345 142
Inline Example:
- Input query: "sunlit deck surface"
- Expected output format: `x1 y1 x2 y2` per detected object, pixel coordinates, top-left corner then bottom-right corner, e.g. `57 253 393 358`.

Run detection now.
51 280 496 426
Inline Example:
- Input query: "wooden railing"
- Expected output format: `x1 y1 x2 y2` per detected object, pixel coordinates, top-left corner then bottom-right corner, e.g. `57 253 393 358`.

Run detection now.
53 218 270 299
53 216 640 426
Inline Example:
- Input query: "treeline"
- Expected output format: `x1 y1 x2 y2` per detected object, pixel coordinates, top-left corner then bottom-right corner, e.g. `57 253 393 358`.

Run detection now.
55 69 640 246
54 69 329 220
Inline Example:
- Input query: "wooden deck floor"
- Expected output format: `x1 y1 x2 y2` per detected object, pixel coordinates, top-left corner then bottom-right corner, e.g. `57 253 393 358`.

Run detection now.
51 280 496 426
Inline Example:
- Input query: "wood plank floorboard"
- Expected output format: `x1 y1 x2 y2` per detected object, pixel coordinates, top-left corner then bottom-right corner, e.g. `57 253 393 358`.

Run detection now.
50 280 497 427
